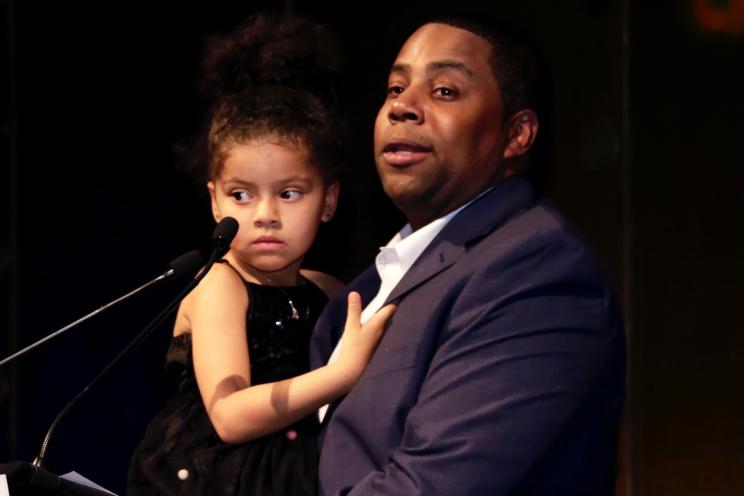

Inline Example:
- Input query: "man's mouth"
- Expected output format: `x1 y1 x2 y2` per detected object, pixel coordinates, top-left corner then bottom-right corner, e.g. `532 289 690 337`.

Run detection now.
382 140 432 166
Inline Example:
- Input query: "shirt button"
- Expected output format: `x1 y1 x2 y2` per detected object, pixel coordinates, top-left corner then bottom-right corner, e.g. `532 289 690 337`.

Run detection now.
286 429 298 441
177 468 189 481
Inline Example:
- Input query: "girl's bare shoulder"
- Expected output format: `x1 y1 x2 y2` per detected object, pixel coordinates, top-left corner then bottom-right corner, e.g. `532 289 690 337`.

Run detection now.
175 263 249 335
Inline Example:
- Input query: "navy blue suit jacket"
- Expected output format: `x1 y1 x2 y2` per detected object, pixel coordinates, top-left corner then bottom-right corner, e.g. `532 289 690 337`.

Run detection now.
310 177 625 495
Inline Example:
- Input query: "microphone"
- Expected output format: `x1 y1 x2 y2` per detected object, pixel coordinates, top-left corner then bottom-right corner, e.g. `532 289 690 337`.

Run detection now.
31 217 240 468
0 249 204 368
210 216 239 259
165 249 205 279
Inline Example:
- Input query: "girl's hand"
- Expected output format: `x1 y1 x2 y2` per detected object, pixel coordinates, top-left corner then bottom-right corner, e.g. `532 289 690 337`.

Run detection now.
336 291 396 388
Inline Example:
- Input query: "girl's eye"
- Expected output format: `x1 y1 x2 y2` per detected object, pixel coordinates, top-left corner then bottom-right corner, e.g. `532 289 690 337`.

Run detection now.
280 190 302 201
231 191 252 202
434 87 458 98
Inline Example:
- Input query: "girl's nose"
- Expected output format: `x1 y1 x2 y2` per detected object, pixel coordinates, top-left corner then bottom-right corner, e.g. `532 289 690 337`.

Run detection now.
253 198 281 228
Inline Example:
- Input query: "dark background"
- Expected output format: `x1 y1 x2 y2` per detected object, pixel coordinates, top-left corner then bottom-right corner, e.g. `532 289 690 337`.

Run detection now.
1 1 743 494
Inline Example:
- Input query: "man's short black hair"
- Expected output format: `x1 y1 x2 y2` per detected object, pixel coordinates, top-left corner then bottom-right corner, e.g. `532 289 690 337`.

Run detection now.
425 15 551 121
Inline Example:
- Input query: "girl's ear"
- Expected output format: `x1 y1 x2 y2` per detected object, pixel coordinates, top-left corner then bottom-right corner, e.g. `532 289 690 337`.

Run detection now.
503 109 539 160
321 182 340 222
207 181 222 222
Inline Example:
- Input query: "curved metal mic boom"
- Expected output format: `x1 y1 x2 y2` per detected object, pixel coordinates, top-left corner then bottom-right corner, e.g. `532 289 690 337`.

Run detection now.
0 250 204 368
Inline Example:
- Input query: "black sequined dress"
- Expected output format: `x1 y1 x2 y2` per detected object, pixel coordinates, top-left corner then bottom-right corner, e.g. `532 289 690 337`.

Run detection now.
127 269 328 496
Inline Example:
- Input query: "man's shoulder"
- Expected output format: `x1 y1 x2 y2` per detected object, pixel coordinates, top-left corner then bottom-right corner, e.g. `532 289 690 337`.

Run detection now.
462 200 612 289
439 177 575 250
468 198 585 255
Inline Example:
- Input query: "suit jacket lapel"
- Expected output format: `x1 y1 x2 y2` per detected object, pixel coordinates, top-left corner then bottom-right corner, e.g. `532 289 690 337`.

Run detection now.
385 177 534 304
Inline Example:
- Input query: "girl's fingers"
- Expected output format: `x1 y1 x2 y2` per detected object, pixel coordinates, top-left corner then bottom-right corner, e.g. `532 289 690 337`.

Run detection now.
345 291 362 331
365 303 397 332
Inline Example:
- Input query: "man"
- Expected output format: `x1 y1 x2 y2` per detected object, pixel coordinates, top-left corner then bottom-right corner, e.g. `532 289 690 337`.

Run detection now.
310 17 625 495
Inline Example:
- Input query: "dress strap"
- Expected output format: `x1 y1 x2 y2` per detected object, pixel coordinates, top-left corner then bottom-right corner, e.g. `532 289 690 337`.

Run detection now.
216 259 246 282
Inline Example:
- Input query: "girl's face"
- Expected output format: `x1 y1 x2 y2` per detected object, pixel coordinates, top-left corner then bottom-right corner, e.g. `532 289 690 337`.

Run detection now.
208 139 339 285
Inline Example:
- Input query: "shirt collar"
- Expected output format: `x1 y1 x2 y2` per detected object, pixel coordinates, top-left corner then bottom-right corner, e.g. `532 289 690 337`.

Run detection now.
382 189 488 274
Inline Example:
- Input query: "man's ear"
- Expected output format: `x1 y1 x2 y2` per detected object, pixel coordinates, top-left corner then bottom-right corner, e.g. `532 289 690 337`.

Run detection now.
321 182 340 222
503 109 539 160
207 181 222 222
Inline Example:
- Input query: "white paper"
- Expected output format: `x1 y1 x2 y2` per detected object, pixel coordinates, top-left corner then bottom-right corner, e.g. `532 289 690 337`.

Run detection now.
61 471 118 495
0 474 10 496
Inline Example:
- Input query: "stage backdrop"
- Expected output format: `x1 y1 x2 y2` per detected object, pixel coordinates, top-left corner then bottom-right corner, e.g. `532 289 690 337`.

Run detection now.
1 1 742 494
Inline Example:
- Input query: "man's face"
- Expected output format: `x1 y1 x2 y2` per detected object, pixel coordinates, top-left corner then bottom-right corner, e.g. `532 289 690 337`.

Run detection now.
374 23 511 229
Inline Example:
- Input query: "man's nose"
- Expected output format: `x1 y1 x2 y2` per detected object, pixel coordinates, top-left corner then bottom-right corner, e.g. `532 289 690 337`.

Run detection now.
388 91 423 124
253 198 281 228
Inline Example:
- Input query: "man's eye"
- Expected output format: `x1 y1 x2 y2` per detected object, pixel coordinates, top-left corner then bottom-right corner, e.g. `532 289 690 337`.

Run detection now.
434 87 458 98
280 190 302 200
387 85 404 96
231 191 252 202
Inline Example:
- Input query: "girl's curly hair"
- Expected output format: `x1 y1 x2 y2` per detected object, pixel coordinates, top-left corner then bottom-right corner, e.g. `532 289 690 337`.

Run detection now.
195 12 345 183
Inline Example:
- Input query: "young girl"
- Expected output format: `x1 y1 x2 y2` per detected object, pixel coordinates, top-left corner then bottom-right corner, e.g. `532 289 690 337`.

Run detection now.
127 15 394 495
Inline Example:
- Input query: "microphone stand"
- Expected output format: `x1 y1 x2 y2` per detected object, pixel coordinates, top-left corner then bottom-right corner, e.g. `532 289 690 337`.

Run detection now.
1 250 202 495
0 460 113 495
32 216 238 468
32 251 216 468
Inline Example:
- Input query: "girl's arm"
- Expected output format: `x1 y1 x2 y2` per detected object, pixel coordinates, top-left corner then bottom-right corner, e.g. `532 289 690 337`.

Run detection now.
183 263 394 444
